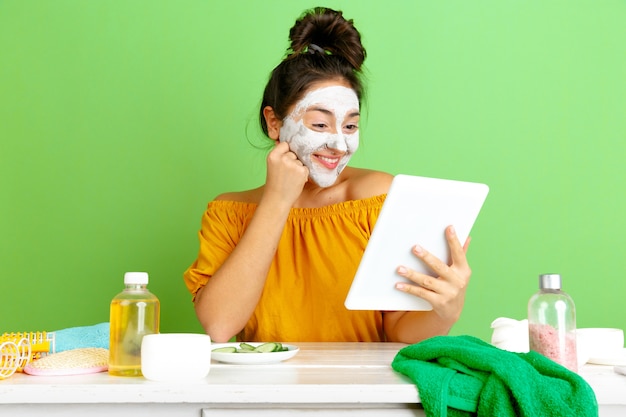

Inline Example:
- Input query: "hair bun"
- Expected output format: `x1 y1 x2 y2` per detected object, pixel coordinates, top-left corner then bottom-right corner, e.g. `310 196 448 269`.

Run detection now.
259 7 367 137
288 7 366 71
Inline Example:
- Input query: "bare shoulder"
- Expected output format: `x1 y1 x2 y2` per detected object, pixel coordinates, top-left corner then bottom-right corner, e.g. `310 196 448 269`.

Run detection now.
214 186 264 204
343 167 394 200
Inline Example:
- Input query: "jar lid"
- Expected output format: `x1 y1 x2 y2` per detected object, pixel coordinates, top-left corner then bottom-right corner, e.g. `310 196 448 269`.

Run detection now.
539 273 561 290
124 272 149 285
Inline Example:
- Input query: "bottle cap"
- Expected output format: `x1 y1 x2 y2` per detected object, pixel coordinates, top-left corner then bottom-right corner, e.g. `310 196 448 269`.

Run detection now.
538 273 561 290
124 272 149 285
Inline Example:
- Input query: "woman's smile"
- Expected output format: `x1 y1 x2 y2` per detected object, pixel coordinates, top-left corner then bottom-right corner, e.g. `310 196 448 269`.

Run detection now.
313 152 345 169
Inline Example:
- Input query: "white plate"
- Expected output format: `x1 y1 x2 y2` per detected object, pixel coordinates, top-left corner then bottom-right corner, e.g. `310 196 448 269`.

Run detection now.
210 343 299 364
587 348 626 366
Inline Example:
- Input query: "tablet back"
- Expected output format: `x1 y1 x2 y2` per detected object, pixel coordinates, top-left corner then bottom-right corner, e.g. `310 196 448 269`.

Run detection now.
344 174 489 311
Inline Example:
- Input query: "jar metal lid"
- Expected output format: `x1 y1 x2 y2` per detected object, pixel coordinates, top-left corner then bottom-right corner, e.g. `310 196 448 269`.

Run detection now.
539 273 561 290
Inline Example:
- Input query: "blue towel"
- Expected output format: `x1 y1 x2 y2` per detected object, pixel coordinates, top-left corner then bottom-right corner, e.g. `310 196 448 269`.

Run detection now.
392 335 598 417
52 322 109 352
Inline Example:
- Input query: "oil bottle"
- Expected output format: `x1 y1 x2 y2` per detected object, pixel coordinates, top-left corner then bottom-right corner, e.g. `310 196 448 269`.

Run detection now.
108 272 160 376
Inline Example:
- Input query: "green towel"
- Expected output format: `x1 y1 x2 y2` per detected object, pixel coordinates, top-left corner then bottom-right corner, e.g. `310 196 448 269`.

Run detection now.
392 335 598 417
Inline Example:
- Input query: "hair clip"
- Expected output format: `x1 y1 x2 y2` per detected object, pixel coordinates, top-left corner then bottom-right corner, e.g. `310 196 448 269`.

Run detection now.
307 43 326 55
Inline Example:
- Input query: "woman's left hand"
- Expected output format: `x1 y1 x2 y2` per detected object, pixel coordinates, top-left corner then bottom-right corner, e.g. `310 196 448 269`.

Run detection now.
395 225 471 325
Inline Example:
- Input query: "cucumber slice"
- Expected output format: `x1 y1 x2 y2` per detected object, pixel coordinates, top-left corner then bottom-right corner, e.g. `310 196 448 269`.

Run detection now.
239 342 257 351
236 348 259 353
212 346 237 353
269 342 287 352
254 342 279 353
212 342 289 354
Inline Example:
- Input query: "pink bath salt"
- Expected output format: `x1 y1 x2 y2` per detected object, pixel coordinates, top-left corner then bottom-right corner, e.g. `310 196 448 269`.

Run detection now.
529 323 578 372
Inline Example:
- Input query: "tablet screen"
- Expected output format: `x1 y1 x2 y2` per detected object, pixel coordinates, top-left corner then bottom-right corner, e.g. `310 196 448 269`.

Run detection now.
344 174 489 311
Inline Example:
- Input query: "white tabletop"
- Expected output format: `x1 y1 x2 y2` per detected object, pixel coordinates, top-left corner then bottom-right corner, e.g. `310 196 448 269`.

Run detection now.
0 343 416 405
1 342 625 410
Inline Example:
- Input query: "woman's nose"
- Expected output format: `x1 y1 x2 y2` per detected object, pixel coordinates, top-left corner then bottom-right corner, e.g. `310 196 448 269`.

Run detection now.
326 134 348 152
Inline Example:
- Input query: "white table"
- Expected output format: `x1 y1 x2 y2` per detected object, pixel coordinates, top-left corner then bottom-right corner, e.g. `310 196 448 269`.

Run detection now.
1 342 624 416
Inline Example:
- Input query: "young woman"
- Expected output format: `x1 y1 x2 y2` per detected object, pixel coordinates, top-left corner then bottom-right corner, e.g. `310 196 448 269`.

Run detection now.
184 7 471 344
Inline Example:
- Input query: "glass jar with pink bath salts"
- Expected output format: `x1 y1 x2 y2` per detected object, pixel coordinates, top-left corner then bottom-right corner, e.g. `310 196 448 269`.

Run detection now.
528 273 578 372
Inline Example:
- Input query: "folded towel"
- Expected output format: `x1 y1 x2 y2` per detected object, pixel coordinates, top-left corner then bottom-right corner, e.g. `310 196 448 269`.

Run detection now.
52 322 109 353
391 335 598 417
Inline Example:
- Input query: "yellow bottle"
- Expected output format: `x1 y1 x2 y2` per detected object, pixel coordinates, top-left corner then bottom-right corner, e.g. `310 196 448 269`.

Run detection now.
108 272 160 376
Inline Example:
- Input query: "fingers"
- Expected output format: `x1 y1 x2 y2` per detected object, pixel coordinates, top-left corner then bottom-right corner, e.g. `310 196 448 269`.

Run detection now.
463 236 471 253
271 142 297 160
446 226 469 271
268 142 305 169
396 266 443 294
409 226 468 277
410 243 449 279
264 141 309 204
394 226 472 323
396 225 471 291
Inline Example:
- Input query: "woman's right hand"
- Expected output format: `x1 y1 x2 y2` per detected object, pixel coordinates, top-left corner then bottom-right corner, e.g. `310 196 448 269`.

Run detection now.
263 141 309 205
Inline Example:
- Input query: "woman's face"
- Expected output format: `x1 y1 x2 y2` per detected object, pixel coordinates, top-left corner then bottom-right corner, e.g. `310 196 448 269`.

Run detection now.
279 81 360 187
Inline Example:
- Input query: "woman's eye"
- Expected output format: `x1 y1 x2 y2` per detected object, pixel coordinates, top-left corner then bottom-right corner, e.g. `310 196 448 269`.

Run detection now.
344 124 358 132
312 123 327 129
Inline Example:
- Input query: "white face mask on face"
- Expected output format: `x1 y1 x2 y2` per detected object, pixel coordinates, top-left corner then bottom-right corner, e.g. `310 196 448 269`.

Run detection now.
279 85 360 188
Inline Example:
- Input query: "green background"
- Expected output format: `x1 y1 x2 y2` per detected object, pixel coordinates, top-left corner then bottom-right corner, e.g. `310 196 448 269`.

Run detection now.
1 0 625 342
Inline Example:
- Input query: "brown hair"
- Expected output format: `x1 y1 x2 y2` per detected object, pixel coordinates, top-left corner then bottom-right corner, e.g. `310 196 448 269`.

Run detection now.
259 7 366 137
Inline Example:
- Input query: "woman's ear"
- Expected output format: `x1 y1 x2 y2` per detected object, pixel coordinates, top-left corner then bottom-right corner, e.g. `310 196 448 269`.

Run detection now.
263 106 282 141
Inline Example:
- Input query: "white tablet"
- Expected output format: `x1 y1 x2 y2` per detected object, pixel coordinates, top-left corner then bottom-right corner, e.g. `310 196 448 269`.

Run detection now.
344 174 489 311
